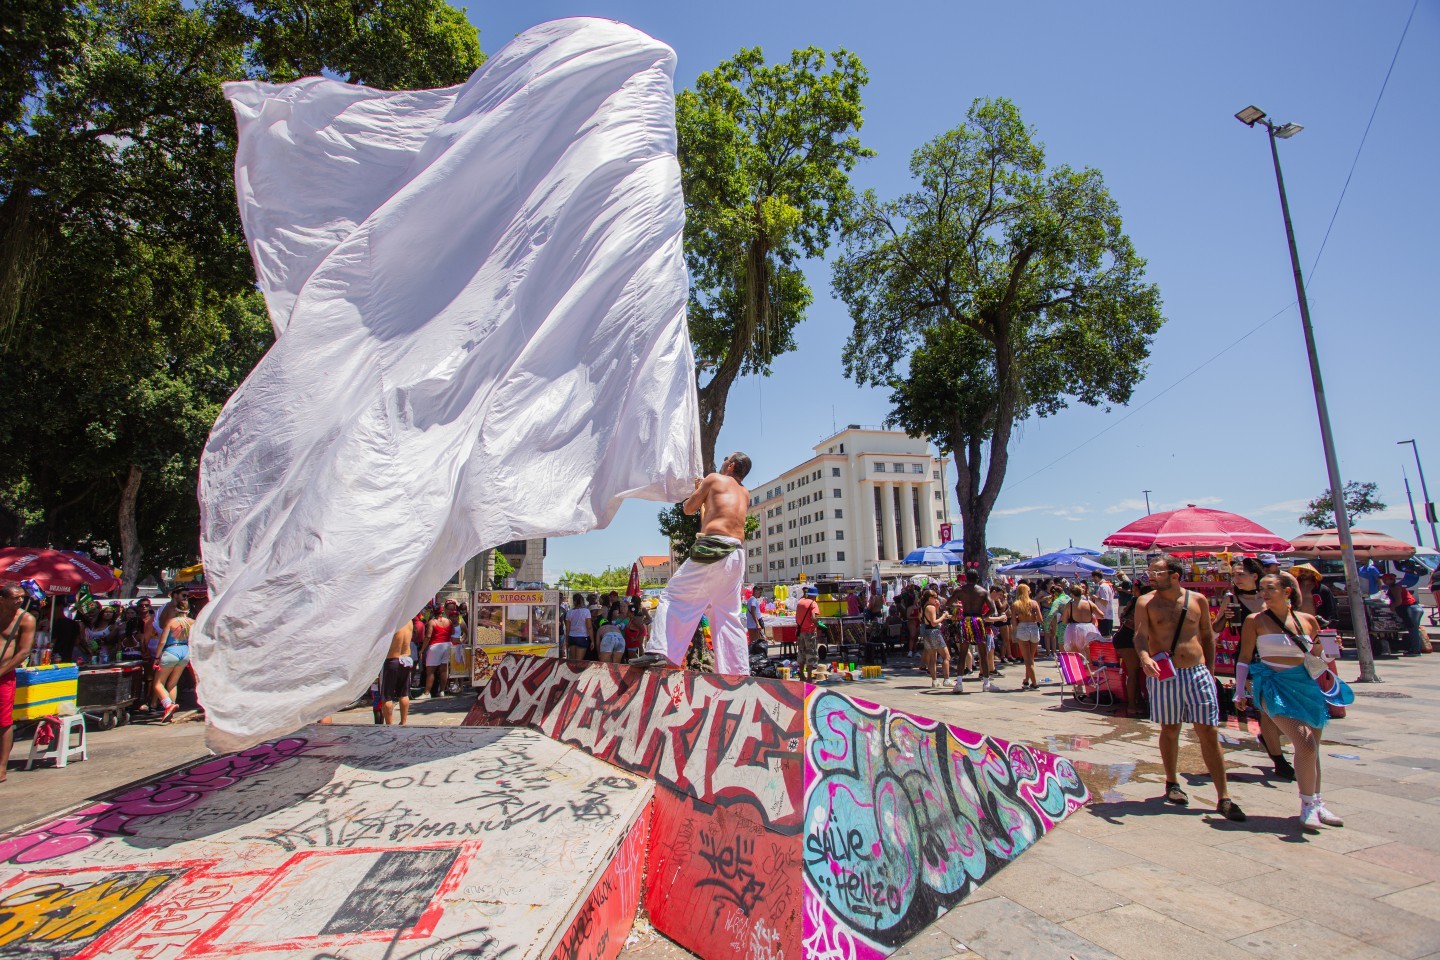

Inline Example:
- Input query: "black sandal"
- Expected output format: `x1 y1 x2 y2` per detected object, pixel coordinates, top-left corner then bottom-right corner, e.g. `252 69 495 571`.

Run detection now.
1217 798 1247 822
1164 782 1190 806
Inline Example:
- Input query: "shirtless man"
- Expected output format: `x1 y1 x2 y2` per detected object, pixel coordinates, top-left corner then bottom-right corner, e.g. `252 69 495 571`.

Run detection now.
1136 556 1246 821
956 570 994 687
1 584 38 782
380 620 414 724
631 452 752 674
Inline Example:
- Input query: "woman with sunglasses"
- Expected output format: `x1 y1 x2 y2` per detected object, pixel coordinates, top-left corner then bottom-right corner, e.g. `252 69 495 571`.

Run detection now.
1234 574 1342 832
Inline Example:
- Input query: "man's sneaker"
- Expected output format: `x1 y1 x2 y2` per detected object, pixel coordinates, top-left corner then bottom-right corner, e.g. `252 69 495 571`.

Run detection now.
1299 800 1323 832
627 653 669 669
982 678 996 692
1313 797 1344 827
952 678 966 694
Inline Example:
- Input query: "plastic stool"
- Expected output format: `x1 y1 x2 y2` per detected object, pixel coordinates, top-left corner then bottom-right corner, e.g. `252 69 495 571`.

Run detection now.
26 714 88 769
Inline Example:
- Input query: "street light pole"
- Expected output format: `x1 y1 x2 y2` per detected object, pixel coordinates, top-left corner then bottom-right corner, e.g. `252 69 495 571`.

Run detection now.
1142 490 1152 516
1237 105 1377 682
1403 466 1423 547
1399 440 1438 550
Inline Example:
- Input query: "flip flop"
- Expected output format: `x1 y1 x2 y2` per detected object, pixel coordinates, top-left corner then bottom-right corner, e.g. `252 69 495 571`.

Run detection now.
1164 782 1190 806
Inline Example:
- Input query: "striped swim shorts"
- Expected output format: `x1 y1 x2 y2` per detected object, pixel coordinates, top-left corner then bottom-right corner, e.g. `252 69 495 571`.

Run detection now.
1147 663 1219 726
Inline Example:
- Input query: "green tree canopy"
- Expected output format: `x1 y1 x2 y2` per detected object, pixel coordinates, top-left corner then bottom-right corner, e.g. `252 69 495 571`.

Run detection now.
676 45 871 473
1300 481 1386 529
0 0 483 591
835 98 1163 568
490 551 515 589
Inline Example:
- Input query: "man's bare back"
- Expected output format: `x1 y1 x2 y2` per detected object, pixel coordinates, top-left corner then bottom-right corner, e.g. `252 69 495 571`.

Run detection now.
387 621 413 659
959 584 989 617
685 458 748 540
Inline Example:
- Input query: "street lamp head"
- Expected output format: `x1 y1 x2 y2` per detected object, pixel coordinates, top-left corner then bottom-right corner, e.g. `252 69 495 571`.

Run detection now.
1235 105 1267 126
1274 122 1304 139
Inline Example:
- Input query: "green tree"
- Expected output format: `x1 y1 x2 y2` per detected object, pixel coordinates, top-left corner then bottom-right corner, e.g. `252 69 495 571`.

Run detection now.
676 46 871 474
0 0 483 591
659 504 760 559
1299 482 1386 529
835 99 1163 569
490 551 514 589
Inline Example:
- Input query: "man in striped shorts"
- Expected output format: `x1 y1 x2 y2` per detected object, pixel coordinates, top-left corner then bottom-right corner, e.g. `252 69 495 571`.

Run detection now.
1137 556 1246 821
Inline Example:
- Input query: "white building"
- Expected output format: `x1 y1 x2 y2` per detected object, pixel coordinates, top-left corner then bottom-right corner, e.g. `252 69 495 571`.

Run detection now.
744 426 953 587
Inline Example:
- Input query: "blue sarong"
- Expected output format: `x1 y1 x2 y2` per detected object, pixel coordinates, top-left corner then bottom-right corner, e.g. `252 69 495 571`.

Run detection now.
1250 660 1329 730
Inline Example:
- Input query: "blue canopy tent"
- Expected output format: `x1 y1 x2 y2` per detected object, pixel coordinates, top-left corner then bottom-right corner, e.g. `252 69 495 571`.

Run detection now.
900 546 964 565
1053 546 1102 556
997 551 1116 578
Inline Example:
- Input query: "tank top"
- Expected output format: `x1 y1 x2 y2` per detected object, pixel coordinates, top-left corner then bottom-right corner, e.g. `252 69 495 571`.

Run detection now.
430 620 453 643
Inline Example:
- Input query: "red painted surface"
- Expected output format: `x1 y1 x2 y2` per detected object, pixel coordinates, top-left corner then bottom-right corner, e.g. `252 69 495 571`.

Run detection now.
644 789 799 960
547 803 650 960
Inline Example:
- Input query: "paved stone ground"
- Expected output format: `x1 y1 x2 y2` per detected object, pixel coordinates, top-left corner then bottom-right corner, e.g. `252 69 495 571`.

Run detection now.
5 633 1439 960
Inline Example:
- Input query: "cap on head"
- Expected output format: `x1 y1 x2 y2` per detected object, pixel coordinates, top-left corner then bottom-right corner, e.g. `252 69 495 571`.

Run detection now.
1258 553 1279 566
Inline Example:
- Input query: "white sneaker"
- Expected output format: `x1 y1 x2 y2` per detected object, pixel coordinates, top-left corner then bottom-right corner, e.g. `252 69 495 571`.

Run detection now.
982 679 996 693
952 678 966 694
1313 797 1344 827
1299 801 1323 832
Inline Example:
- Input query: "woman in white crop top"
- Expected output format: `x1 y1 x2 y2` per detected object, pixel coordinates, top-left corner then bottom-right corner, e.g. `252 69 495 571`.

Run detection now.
1234 574 1342 833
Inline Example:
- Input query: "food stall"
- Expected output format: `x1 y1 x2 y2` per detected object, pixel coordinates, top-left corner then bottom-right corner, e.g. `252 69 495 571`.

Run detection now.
469 589 562 687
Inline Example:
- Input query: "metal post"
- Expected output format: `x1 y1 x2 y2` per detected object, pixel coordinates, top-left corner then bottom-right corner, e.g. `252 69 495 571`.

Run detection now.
1142 490 1152 515
1264 121 1377 682
1403 467 1423 547
1400 440 1438 550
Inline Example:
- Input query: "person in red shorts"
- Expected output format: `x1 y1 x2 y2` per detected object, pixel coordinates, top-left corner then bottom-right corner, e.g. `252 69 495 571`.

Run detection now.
1 584 38 783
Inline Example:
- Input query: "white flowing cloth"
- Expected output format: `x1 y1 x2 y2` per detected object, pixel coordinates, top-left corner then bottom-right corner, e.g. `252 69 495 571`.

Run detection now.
195 18 701 752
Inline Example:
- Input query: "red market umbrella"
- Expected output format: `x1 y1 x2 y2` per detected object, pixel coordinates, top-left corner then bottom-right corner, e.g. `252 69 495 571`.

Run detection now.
1288 529 1416 562
0 547 121 595
1103 505 1291 553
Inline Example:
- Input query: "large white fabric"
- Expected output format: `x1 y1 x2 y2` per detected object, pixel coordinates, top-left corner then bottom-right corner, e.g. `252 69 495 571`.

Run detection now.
195 18 701 752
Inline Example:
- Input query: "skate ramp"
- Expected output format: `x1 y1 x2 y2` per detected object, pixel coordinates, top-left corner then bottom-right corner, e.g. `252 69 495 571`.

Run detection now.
0 724 651 960
466 656 1089 960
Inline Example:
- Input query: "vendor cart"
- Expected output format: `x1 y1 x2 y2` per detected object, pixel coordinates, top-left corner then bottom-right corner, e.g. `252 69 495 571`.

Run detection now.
76 661 146 730
469 590 562 688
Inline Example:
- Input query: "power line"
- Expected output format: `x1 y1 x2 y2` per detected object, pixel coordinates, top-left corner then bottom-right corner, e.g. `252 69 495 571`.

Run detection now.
1307 0 1419 277
1005 303 1293 491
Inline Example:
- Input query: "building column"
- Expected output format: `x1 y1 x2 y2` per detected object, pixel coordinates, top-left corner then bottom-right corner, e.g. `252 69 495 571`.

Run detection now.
878 480 894 562
918 483 935 547
900 482 918 553
857 479 877 563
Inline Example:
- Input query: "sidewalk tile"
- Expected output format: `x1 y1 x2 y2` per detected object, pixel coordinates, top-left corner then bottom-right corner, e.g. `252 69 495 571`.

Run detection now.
1100 831 1277 884
933 895 1120 960
1083 864 1292 939
1378 883 1440 924
1230 918 1406 960
891 930 978 960
1230 871 1440 960
981 857 1131 923
1063 903 1236 960
1215 834 1425 898
1024 829 1144 876
1350 843 1440 882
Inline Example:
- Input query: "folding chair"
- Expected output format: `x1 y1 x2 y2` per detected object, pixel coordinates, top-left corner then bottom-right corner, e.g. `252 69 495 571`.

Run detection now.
1056 651 1116 710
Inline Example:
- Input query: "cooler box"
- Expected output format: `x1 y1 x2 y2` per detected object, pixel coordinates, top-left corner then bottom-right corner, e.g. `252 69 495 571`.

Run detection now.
771 624 796 645
14 663 79 720
817 600 846 618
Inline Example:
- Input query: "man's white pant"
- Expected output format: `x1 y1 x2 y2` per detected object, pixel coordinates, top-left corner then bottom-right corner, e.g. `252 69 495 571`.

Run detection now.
644 540 749 675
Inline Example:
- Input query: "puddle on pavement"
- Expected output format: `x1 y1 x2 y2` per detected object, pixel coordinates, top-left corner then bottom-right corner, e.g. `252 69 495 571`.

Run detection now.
1031 713 1262 803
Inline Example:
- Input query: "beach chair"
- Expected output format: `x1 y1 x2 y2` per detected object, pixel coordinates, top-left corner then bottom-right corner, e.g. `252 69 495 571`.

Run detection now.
1056 651 1116 710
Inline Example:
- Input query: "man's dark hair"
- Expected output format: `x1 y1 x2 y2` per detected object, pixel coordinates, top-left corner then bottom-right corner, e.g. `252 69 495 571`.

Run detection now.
965 569 979 583
723 452 752 482
0 583 23 601
1163 556 1185 577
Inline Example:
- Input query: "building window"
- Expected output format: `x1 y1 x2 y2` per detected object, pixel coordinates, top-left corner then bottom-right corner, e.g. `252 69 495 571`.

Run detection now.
912 487 923 546
911 463 924 474
833 488 842 498
835 530 844 540
893 486 904 553
892 462 905 473
874 486 885 560
834 509 843 519
839 443 845 453
837 551 846 561
936 510 943 519
789 520 796 529
933 470 940 479
831 467 840 477
935 491 942 500
874 462 886 472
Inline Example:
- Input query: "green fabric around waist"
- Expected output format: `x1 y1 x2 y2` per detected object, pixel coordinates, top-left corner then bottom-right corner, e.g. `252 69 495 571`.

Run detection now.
690 535 741 564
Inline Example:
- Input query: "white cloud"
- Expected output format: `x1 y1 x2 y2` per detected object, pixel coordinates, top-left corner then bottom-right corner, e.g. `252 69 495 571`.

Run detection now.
1105 498 1148 515
993 504 1052 518
1103 496 1221 515
1253 498 1311 516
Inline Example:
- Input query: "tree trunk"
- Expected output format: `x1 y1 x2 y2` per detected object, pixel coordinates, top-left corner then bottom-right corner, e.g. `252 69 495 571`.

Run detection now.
695 236 772 476
117 464 143 598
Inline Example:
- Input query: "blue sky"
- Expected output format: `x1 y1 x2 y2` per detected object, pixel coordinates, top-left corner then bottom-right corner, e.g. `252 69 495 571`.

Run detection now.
469 2 1439 576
